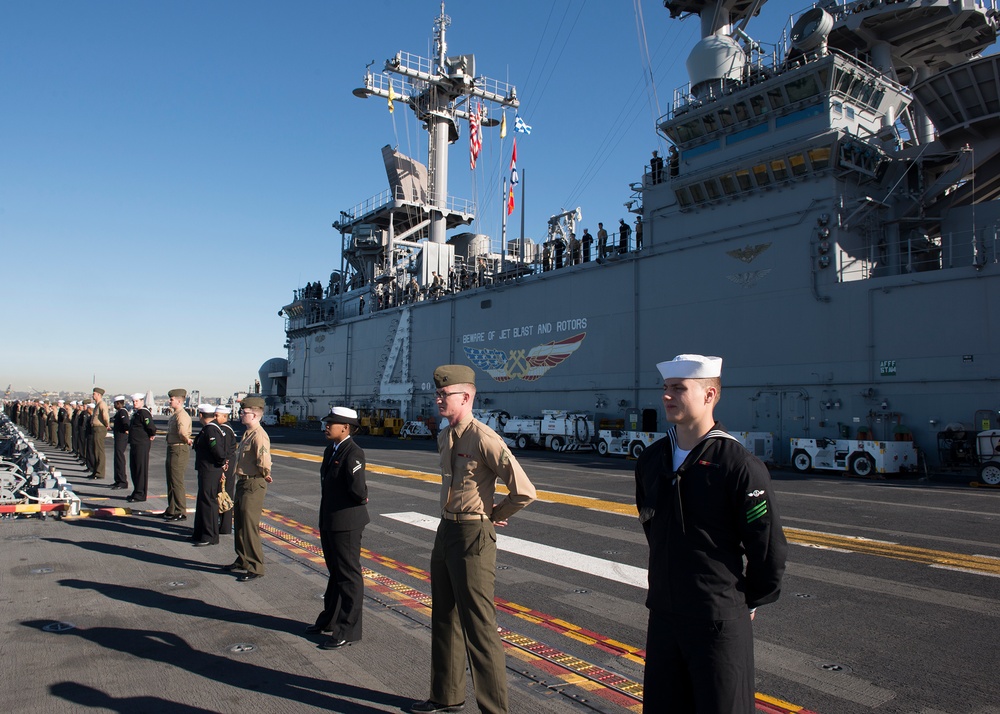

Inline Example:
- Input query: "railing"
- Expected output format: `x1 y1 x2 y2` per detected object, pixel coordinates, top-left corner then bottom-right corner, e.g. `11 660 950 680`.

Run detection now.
337 184 475 224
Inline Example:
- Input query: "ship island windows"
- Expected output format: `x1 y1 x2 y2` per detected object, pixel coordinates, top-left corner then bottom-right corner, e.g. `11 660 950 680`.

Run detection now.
733 101 751 123
719 174 738 195
785 75 820 102
752 163 771 186
750 94 768 117
770 159 789 182
808 147 832 170
789 153 808 177
767 87 787 110
718 106 735 128
735 169 753 191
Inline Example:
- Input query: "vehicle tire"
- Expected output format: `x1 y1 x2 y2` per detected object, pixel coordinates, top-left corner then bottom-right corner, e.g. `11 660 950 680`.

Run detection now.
792 450 811 473
550 437 564 451
516 434 529 450
849 453 876 477
629 441 644 459
979 461 1000 485
597 440 609 456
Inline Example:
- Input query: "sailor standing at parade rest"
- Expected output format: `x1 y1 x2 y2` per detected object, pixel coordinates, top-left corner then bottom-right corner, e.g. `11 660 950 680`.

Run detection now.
126 393 157 503
224 395 272 582
215 404 238 536
191 404 226 546
111 396 130 490
307 406 369 651
90 388 110 480
634 354 788 714
410 364 536 714
164 388 193 520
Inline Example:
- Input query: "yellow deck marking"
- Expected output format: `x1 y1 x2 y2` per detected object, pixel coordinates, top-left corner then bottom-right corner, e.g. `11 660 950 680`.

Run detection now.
272 447 1000 576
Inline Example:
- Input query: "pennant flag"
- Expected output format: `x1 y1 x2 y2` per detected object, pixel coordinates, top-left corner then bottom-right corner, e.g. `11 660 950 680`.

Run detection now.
500 111 507 139
469 102 482 169
507 139 518 216
388 83 395 114
514 111 532 135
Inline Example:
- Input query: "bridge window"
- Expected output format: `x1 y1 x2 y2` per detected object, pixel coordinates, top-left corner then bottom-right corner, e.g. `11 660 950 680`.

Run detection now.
786 74 820 102
767 87 787 110
752 163 771 186
808 147 832 170
735 169 753 191
770 159 789 181
733 101 751 122
750 94 768 117
718 105 735 128
704 179 720 200
719 174 737 195
789 153 808 176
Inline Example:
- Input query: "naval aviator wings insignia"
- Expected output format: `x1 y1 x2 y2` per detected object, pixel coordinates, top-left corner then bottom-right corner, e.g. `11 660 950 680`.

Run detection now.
465 332 586 382
727 269 771 288
727 243 771 263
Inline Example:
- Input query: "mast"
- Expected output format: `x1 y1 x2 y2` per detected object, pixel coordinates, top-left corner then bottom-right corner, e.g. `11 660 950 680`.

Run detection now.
355 2 520 244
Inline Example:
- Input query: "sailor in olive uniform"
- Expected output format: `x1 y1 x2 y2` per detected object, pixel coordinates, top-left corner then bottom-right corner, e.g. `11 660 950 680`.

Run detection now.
224 396 272 581
307 407 369 650
191 404 226 546
91 388 110 479
126 393 157 502
164 388 193 520
111 396 130 490
410 365 536 714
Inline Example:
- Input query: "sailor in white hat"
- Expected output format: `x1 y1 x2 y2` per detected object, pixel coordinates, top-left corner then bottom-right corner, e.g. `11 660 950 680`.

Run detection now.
110 395 131 489
635 354 788 713
191 404 226 544
126 392 157 503
307 406 369 649
215 404 239 535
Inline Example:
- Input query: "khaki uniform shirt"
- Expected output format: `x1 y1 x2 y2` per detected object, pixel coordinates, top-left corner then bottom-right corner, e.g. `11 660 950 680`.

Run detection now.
235 423 272 479
167 407 192 445
438 414 536 523
92 400 109 429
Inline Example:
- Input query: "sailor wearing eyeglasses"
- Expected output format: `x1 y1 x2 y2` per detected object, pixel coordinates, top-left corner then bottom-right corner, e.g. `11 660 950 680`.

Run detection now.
409 365 536 714
634 354 787 714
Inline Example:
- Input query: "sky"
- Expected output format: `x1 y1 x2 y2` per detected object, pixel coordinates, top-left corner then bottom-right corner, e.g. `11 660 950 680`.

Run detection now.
1 0 797 398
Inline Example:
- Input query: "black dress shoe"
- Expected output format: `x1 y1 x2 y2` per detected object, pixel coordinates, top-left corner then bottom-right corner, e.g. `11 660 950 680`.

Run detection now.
125 495 146 503
221 562 245 572
193 541 215 547
318 638 352 650
237 573 262 582
409 701 465 713
304 624 332 634
164 514 187 522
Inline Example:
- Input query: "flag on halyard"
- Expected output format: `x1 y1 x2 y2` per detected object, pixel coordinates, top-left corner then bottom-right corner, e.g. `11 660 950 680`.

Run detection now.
500 111 507 139
514 111 531 134
388 82 395 114
469 102 482 169
507 139 518 215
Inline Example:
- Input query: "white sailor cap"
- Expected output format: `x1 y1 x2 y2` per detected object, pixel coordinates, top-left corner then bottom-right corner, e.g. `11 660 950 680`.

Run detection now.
215 405 231 414
197 403 216 414
656 354 723 380
88 402 96 408
113 395 126 403
322 406 360 426
131 393 145 401
70 401 78 406
57 400 65 405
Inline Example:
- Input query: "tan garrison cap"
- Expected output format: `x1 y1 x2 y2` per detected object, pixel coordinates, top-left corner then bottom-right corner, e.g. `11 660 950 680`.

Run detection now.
433 364 476 388
93 387 106 395
242 396 266 410
168 388 187 399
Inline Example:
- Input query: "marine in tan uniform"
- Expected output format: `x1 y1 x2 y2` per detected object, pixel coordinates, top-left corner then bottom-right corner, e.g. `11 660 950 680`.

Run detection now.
410 365 536 714
90 389 110 479
164 388 193 521
223 396 272 582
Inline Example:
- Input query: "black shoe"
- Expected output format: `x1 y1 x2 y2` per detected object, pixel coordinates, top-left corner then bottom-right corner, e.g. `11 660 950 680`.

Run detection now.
409 701 464 713
164 514 187 522
110 484 128 490
125 495 146 503
221 562 245 572
237 573 262 582
193 541 215 547
304 624 332 634
318 638 352 650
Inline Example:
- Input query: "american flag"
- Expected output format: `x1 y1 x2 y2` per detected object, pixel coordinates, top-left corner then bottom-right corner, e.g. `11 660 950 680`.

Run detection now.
469 102 482 169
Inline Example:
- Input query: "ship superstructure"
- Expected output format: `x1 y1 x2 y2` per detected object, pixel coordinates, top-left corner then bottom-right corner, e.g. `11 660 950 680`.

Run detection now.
273 0 1000 467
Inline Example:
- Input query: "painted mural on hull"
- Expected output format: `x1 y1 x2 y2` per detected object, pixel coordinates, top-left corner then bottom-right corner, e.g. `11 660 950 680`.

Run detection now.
274 1 1000 467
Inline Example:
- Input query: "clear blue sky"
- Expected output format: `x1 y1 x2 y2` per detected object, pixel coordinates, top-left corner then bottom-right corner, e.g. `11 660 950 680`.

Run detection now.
1 0 794 398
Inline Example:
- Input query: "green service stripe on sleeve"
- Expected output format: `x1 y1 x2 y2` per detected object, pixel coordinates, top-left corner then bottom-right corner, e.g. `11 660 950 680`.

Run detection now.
746 502 768 523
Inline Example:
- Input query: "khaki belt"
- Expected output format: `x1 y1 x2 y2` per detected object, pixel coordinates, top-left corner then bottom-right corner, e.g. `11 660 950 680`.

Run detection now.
441 511 488 522
238 474 264 480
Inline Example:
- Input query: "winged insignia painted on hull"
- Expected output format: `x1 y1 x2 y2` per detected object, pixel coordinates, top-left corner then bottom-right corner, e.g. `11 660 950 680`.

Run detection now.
727 269 772 287
465 332 586 382
726 243 771 263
